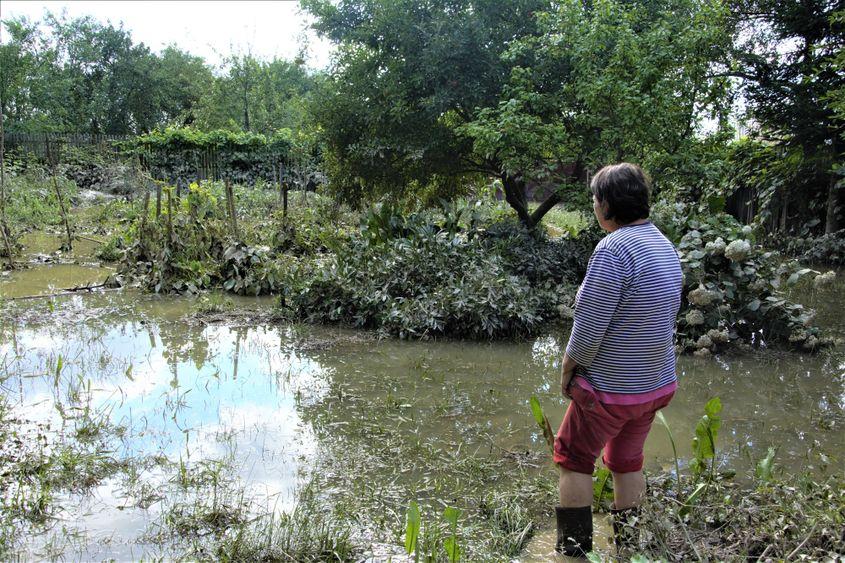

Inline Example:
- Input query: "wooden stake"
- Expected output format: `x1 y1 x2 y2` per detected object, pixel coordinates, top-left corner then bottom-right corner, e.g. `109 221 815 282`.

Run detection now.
140 189 151 239
0 95 15 269
45 140 73 252
166 186 173 245
225 178 240 239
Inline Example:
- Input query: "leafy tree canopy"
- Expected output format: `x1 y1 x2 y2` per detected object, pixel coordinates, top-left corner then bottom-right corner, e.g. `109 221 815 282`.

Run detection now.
305 0 734 227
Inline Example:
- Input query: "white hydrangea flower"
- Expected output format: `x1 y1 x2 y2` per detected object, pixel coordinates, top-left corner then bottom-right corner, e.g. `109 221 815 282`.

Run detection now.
813 270 836 289
724 239 751 262
802 310 816 327
696 334 713 349
685 309 705 326
788 329 808 343
802 335 819 350
705 237 726 255
707 328 729 344
688 287 714 307
741 225 753 235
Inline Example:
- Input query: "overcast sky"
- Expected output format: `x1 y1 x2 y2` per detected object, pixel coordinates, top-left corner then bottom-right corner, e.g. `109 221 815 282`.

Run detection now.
1 1 335 71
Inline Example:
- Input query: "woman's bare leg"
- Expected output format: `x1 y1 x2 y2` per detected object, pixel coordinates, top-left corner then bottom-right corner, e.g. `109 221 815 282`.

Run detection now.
611 470 645 509
559 467 594 507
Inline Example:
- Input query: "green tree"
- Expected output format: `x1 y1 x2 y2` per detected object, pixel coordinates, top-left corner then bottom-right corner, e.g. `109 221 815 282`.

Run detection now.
305 0 733 227
156 46 215 127
731 0 845 233
195 52 314 134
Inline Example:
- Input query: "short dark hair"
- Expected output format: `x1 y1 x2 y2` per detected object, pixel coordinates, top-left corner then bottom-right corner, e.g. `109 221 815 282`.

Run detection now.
590 163 650 225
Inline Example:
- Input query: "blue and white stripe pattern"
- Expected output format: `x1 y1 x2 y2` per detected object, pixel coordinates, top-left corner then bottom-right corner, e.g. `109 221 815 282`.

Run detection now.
565 222 683 394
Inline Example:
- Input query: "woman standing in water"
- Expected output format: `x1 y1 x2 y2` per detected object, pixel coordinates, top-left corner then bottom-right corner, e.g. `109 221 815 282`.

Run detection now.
553 163 682 556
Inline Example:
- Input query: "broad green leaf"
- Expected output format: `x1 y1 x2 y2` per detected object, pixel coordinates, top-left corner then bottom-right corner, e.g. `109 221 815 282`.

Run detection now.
756 446 776 483
704 397 722 418
443 506 460 529
530 396 555 453
404 500 420 556
529 396 544 426
680 482 707 517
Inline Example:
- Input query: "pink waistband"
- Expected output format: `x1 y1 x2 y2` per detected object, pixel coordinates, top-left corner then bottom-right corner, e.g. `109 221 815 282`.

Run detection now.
574 377 677 405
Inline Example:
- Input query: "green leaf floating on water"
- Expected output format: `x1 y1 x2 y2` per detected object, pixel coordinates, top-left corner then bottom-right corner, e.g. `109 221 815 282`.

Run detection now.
405 500 420 556
529 396 555 453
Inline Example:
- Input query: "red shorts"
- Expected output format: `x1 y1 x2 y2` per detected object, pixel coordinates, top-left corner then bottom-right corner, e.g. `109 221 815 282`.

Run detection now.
553 380 674 474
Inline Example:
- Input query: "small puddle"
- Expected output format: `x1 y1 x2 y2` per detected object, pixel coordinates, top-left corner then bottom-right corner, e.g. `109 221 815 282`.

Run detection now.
1 263 112 298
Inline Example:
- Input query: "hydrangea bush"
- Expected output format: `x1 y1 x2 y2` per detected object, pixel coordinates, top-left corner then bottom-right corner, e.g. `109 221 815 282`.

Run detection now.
653 203 833 355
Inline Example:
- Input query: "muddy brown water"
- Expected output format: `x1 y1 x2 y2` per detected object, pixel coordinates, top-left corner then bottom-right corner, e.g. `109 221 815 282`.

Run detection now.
1 264 843 560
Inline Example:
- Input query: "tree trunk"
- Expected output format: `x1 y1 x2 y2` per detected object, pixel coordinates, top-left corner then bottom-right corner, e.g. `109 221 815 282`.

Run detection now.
825 174 840 234
501 160 585 230
502 174 532 227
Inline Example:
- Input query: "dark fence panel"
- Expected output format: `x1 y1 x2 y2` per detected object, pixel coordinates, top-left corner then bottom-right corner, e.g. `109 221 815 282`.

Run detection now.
4 132 131 162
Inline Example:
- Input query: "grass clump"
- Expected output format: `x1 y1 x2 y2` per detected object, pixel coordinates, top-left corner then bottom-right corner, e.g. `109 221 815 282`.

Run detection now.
146 458 359 562
479 491 536 556
637 473 845 560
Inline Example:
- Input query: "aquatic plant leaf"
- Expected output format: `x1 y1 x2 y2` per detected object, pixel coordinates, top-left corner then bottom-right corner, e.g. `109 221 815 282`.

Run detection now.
692 398 722 477
593 467 613 509
405 500 420 556
756 447 777 483
680 482 707 517
444 506 460 529
529 396 555 453
443 507 461 562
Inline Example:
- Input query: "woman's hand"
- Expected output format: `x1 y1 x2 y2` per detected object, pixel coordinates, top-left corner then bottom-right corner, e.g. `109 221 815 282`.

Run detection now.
561 368 575 398
561 352 578 399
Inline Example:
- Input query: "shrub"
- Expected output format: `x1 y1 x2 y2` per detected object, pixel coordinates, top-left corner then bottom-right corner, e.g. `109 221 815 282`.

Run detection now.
120 127 292 187
282 231 570 339
770 229 845 266
480 218 601 285
652 203 829 354
112 182 285 295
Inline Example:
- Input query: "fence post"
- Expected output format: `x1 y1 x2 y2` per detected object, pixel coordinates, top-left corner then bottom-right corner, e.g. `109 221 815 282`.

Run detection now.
166 186 173 245
224 178 240 240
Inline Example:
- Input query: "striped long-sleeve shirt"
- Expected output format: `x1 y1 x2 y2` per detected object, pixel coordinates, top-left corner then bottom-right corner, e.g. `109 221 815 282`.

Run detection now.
565 222 682 401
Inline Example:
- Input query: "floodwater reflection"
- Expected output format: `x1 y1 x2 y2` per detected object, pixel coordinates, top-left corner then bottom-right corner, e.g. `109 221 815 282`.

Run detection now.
0 283 842 559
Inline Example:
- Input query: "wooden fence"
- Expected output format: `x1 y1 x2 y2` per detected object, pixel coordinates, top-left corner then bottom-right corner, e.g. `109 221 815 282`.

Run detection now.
4 132 130 162
3 132 317 196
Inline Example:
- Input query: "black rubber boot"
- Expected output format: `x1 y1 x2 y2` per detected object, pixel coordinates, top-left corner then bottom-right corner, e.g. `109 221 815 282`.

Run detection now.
555 505 593 557
610 505 640 553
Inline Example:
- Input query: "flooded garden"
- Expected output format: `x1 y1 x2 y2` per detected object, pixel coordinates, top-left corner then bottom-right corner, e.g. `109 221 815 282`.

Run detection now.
3 0 845 558
1 204 843 559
